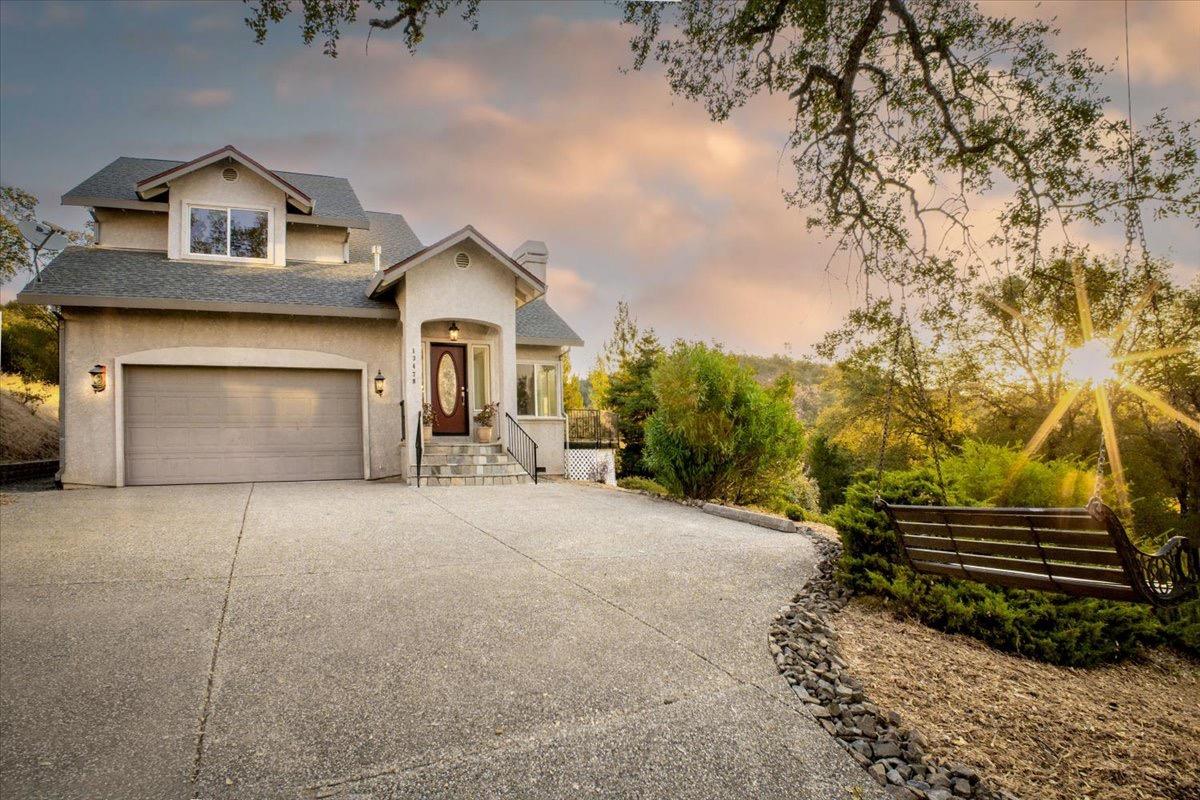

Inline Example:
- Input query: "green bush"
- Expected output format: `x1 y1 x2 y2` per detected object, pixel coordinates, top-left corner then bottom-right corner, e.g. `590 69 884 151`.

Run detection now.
785 505 806 522
941 440 1092 508
617 476 670 496
830 466 1168 666
807 433 856 510
644 342 805 505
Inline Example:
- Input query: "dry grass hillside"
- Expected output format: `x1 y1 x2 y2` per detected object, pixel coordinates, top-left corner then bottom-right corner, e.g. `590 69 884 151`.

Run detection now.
0 375 59 462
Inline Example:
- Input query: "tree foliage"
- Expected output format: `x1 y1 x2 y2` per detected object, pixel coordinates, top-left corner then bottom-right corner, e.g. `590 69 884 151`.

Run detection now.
1 302 58 383
622 0 1199 305
644 342 805 504
0 186 40 282
245 0 479 57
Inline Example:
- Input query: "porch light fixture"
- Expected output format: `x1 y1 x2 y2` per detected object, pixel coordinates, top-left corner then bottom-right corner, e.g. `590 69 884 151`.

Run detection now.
374 371 386 396
448 321 460 342
89 364 106 393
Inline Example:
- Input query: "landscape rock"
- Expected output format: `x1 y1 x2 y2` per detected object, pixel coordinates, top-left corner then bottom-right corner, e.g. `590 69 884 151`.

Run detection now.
768 532 1020 800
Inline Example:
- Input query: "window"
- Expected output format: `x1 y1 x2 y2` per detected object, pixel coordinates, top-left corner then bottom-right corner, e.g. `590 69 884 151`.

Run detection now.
471 345 490 412
188 205 269 260
516 362 560 417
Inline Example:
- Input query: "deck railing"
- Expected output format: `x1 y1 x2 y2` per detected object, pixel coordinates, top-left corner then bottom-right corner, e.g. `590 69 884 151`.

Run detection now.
565 409 620 449
505 413 538 484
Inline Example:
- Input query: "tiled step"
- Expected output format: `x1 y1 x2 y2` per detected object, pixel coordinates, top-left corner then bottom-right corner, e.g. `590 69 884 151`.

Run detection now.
418 474 534 487
418 453 512 467
412 462 529 478
422 442 504 456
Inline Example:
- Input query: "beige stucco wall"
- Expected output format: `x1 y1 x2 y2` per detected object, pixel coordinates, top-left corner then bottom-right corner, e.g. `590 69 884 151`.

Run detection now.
400 240 519 466
518 418 566 475
287 223 347 263
94 208 168 251
165 164 288 266
60 308 404 487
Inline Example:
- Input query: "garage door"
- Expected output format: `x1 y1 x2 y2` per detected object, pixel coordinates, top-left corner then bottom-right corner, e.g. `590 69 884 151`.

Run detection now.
123 366 363 485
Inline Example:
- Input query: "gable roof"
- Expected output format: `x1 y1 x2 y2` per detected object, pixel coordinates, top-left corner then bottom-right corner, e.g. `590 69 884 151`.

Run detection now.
367 225 546 300
516 297 584 346
63 156 371 229
135 145 312 213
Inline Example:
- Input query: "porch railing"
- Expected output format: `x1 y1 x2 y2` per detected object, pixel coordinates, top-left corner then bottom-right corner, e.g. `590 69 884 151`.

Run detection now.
505 412 538 484
565 409 620 450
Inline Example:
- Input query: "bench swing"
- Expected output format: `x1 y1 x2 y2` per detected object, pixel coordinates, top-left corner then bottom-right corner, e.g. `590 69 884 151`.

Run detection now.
869 317 1199 608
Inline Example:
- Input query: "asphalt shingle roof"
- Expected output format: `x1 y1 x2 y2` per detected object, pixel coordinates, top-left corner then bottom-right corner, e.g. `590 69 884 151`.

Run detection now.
349 212 424 265
63 156 371 229
21 220 580 345
516 297 584 346
21 247 393 313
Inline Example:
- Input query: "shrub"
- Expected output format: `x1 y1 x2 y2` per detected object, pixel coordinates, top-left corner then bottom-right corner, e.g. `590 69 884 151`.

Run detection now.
784 505 806 522
807 433 855 510
617 476 670 496
830 467 1165 666
941 440 1092 508
644 342 805 505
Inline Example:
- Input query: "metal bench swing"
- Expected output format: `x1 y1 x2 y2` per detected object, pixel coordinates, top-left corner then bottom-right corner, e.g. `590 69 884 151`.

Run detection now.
869 321 1199 608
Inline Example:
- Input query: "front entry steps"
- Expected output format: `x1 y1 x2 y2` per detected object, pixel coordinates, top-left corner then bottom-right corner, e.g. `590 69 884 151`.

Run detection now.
412 441 533 486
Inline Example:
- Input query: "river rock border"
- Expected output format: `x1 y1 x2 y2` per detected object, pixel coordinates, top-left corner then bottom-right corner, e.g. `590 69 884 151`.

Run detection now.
770 534 1019 800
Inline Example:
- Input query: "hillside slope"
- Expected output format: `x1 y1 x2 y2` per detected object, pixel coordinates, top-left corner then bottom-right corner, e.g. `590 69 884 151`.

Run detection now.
1 389 59 462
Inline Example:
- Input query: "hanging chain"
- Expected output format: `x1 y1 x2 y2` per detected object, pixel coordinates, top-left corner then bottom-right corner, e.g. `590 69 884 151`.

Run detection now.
875 312 904 490
1093 431 1108 502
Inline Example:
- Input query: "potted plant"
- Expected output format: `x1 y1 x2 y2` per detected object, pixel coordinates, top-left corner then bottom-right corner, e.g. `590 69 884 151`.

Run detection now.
473 402 499 443
421 401 434 441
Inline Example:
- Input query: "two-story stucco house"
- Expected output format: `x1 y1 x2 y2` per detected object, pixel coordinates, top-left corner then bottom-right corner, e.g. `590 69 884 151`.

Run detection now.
17 145 583 487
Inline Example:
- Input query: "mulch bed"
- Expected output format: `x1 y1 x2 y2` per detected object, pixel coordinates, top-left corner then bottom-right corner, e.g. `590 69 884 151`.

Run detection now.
835 599 1200 800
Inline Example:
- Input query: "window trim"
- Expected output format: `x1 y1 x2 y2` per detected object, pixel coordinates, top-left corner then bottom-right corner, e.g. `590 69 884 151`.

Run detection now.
469 343 492 414
184 202 273 264
516 359 562 419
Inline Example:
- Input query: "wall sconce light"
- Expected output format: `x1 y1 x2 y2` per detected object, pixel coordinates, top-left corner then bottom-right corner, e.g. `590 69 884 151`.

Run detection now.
374 371 386 396
89 364 107 393
448 321 460 342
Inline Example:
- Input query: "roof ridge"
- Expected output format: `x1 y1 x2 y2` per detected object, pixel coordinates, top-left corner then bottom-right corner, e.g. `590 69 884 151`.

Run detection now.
115 155 353 183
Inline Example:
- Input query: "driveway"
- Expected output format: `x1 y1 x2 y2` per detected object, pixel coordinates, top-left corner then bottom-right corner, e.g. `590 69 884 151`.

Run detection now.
1 481 882 799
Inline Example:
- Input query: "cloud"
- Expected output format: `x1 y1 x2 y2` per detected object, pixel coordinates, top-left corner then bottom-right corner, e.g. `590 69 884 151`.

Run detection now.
546 267 596 313
182 88 233 108
38 1 87 28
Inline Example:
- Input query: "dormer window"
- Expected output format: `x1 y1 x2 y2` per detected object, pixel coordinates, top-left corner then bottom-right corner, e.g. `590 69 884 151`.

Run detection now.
188 204 270 262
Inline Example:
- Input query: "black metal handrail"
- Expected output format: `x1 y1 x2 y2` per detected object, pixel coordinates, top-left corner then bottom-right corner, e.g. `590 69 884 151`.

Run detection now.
399 400 406 442
505 412 538 484
565 408 619 449
414 409 423 488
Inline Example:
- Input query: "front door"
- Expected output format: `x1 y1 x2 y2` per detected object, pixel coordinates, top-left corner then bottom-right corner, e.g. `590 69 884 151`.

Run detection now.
430 343 468 435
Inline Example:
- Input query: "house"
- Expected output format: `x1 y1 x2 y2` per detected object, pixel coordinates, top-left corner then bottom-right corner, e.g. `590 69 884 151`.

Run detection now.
17 145 583 487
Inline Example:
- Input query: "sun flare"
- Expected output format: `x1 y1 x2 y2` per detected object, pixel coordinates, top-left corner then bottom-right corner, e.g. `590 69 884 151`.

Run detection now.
1063 339 1117 386
994 262 1199 519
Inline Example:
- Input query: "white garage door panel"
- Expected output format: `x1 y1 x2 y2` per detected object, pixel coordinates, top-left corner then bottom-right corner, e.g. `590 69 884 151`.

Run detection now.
124 366 363 485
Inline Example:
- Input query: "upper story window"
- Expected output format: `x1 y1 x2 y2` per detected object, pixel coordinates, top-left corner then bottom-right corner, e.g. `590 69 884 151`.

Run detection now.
188 205 270 261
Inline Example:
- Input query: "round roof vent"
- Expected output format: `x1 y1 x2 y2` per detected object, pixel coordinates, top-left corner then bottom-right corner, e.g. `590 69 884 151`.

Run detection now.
454 251 470 269
222 167 239 182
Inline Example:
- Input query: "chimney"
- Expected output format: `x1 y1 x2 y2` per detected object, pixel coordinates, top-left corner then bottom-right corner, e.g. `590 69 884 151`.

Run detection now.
371 245 382 273
512 240 548 284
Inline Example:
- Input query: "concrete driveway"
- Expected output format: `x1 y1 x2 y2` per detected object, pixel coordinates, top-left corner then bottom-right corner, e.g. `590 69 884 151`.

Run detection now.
1 480 882 799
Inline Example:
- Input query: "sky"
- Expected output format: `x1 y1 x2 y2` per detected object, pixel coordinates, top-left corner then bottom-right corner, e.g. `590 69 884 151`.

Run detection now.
1 0 1197 368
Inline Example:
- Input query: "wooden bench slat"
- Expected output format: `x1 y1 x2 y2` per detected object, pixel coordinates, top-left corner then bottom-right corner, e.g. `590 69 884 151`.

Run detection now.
911 560 1139 602
900 534 1123 566
890 506 1104 532
907 548 1131 584
895 520 1114 549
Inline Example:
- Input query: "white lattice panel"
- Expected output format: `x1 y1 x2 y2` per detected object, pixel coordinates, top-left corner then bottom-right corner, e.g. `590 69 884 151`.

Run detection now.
566 449 616 485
